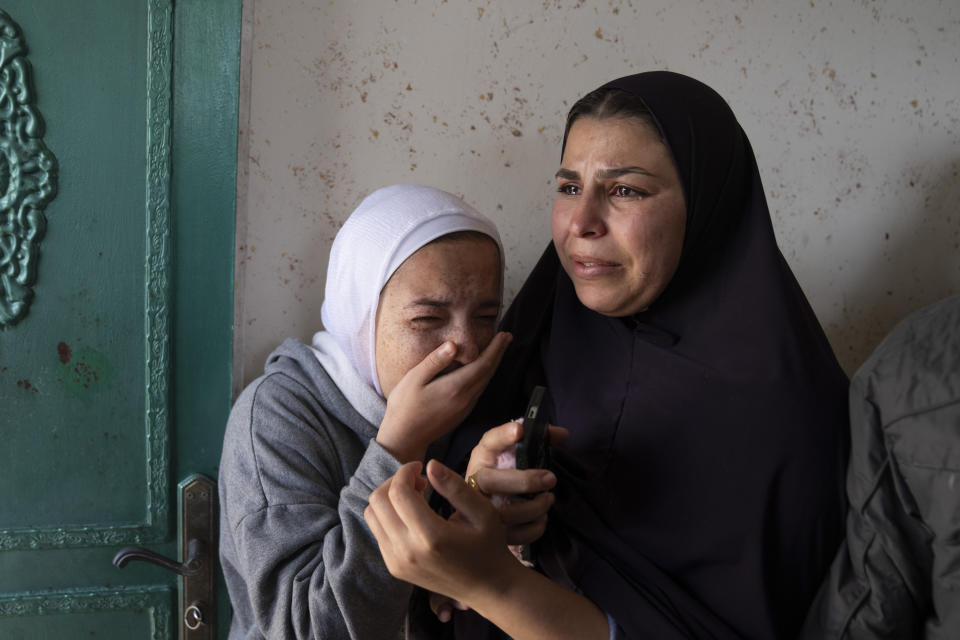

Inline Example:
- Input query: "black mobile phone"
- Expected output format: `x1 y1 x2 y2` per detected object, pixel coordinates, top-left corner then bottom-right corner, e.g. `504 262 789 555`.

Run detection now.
516 385 550 471
515 386 551 565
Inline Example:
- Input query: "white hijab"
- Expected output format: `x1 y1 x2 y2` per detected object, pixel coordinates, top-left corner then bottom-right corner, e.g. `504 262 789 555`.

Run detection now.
313 184 502 423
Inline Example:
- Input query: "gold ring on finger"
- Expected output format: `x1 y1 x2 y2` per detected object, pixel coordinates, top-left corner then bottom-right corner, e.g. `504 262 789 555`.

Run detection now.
466 472 488 496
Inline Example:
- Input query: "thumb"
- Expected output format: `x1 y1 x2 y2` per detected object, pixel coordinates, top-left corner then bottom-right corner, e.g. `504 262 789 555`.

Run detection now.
406 341 457 386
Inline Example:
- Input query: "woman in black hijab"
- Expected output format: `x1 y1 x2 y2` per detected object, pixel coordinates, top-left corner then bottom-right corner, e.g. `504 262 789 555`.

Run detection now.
365 71 850 639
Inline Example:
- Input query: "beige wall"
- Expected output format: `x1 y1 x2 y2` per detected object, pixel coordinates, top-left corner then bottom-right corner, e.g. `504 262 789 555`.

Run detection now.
234 0 960 390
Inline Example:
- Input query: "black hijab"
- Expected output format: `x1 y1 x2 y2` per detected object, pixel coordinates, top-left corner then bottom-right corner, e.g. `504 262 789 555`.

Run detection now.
447 71 849 639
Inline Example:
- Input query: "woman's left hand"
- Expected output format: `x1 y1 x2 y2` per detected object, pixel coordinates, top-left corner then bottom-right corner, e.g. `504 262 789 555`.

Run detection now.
465 421 568 545
364 459 522 605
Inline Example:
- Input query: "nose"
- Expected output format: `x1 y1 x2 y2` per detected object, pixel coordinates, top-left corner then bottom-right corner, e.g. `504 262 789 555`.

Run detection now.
446 322 481 365
567 191 606 238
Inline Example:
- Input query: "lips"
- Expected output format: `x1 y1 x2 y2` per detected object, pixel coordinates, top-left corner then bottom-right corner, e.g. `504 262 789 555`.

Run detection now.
577 260 614 267
569 253 621 278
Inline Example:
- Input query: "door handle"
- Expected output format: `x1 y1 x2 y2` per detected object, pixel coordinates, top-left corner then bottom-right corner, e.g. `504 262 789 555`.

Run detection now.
112 538 205 576
112 474 217 639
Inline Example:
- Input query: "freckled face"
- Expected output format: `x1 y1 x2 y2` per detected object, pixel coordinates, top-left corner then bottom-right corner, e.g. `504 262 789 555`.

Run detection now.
374 235 501 398
553 117 687 317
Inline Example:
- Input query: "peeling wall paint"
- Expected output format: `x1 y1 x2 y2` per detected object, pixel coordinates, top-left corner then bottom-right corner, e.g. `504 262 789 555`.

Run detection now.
235 0 960 388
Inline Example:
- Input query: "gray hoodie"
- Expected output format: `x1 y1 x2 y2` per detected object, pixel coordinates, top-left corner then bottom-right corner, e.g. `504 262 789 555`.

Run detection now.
219 338 410 639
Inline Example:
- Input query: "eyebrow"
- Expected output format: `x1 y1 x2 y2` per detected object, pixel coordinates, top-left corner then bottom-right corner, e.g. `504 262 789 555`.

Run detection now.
404 298 501 310
555 165 657 180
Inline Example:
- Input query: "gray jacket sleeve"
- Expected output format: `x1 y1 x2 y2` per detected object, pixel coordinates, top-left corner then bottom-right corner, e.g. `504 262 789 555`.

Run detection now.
220 374 412 640
801 301 960 639
800 376 929 639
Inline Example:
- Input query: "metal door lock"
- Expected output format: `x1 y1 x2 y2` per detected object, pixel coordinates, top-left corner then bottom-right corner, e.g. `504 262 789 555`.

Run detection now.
111 474 216 639
184 602 206 630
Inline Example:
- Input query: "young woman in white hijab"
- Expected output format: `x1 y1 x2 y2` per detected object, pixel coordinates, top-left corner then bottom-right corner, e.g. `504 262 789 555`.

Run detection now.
218 185 556 639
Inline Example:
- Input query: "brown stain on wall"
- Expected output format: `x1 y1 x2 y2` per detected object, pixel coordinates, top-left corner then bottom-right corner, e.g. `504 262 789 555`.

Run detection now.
57 341 73 364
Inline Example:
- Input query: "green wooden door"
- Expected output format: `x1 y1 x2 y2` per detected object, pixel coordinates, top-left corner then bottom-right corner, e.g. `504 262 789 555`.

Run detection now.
0 0 240 638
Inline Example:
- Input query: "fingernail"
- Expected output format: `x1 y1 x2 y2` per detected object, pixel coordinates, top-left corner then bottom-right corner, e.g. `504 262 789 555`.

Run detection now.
439 342 454 356
439 609 451 623
540 470 556 487
430 460 448 479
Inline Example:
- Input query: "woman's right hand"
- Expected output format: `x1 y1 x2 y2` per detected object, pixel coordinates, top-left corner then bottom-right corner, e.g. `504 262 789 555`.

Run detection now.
376 331 512 463
365 459 608 640
365 460 520 604
466 421 568 545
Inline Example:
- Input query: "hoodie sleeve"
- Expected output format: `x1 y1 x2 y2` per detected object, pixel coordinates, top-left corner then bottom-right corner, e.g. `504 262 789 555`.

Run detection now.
219 372 411 640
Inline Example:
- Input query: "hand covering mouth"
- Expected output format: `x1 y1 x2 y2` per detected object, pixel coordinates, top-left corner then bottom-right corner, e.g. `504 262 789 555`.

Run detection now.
436 362 463 378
